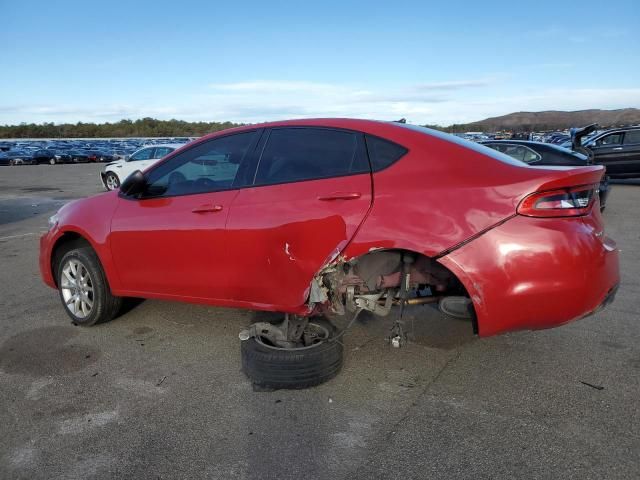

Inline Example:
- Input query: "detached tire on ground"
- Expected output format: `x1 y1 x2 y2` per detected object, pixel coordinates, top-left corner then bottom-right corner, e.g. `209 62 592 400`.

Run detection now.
241 320 344 389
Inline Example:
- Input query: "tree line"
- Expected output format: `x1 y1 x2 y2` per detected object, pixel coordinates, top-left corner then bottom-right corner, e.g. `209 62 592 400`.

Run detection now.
0 118 243 138
0 117 597 138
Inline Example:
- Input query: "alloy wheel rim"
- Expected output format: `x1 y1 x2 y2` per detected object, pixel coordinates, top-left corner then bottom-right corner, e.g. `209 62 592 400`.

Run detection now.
60 259 94 318
106 175 119 190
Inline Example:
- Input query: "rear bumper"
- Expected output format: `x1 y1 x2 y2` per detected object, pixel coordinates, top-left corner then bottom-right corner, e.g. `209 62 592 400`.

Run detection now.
438 212 620 336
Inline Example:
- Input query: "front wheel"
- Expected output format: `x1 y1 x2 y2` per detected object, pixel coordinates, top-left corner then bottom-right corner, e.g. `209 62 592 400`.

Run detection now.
56 246 122 326
104 172 120 191
49 158 56 165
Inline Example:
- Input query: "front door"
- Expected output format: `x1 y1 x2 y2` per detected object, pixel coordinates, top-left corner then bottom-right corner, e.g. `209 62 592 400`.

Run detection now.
225 127 372 309
109 130 259 300
592 132 625 176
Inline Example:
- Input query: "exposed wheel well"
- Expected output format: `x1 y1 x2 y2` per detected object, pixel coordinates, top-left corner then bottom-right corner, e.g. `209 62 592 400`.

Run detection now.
50 233 92 287
315 248 478 333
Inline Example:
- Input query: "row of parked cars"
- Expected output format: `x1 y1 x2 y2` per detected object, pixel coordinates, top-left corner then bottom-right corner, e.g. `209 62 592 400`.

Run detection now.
480 125 640 180
0 137 192 166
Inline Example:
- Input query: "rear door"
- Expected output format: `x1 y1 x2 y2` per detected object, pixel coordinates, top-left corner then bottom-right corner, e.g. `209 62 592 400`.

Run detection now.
225 127 372 309
621 130 640 176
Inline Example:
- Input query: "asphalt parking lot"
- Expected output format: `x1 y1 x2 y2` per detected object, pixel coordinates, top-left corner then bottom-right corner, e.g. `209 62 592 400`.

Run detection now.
1 164 639 479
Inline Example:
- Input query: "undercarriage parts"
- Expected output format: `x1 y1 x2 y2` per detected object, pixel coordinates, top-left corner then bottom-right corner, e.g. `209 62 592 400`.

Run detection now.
438 296 473 319
239 314 329 349
314 249 466 317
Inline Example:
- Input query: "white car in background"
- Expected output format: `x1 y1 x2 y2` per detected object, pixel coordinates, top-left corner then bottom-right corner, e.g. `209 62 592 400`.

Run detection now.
100 144 185 190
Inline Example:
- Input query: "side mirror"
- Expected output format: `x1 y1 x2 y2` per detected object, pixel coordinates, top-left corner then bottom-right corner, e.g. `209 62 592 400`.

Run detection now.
120 170 147 197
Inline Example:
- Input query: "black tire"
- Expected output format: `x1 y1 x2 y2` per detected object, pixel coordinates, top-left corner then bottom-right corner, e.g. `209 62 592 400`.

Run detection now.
241 319 343 389
56 246 122 326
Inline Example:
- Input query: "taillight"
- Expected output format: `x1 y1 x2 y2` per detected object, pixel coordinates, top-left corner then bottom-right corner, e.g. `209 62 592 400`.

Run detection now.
517 185 597 217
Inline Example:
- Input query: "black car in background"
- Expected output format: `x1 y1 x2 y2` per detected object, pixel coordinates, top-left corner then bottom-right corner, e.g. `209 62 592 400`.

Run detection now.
51 150 73 164
583 127 640 178
4 150 34 165
67 150 90 163
32 149 57 165
481 140 610 210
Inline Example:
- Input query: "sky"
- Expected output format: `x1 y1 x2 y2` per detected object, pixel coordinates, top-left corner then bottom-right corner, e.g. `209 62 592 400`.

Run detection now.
1 0 639 126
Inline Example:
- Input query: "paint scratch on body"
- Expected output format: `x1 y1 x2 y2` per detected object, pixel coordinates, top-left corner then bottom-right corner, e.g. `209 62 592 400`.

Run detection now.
285 242 296 261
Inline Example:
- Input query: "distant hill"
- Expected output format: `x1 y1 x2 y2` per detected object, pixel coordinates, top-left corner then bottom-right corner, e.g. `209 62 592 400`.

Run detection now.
449 108 640 132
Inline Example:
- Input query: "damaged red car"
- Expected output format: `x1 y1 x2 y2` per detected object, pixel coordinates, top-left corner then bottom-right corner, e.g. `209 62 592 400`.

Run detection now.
40 119 619 388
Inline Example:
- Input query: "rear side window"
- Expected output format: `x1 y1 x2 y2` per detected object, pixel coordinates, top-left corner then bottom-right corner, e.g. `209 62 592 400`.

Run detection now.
623 130 640 144
130 148 154 161
254 128 365 185
154 147 173 158
365 135 407 171
598 133 622 146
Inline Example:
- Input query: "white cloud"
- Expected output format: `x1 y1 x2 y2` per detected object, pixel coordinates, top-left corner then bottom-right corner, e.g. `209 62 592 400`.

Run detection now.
2 82 639 127
413 79 493 90
209 80 345 95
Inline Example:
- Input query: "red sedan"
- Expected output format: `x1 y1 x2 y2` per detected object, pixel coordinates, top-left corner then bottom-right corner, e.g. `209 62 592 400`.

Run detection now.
39 119 619 387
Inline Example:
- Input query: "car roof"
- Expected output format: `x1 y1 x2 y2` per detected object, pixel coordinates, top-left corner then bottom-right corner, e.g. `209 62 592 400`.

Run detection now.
138 143 186 149
191 118 529 168
589 125 640 140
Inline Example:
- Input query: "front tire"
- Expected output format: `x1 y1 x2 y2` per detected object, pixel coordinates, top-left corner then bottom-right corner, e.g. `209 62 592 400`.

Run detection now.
56 246 122 326
49 158 56 165
104 172 120 191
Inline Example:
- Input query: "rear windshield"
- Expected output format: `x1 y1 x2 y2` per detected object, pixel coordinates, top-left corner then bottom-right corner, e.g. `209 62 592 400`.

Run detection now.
395 123 529 167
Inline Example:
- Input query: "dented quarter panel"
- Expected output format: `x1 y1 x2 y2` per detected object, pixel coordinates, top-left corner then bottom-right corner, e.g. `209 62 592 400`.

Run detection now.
339 121 606 260
437 210 619 336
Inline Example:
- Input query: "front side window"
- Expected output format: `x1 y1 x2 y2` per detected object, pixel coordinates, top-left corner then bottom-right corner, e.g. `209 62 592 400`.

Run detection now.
129 148 154 161
144 131 257 197
254 128 365 186
598 133 623 146
623 130 640 145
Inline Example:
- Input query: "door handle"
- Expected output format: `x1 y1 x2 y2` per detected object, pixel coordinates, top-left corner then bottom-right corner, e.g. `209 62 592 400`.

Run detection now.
192 204 223 213
317 192 362 201
612 147 623 151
